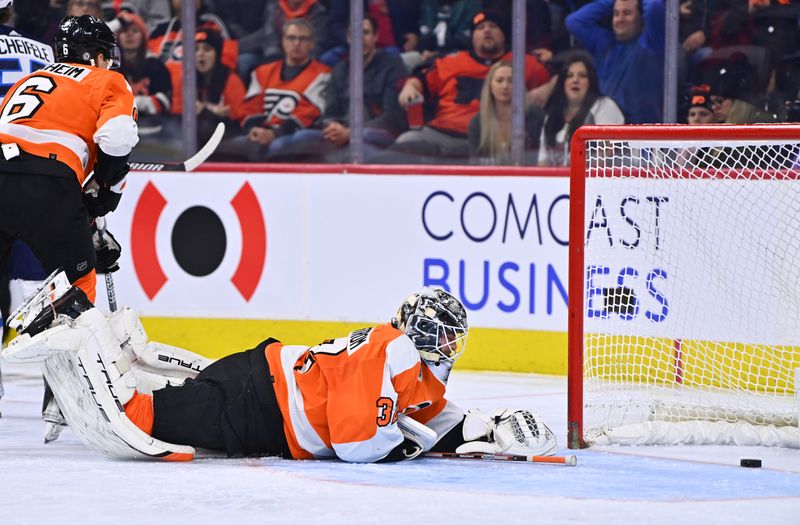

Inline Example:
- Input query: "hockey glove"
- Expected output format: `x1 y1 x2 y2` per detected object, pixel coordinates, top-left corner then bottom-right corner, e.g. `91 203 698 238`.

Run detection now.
92 225 122 274
83 179 123 218
455 409 558 457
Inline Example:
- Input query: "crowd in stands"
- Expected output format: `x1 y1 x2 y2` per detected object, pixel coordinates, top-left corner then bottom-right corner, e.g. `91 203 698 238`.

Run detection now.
10 0 800 165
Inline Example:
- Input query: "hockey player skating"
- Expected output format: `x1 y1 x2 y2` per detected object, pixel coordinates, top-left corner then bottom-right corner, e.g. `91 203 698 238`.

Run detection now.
3 277 558 463
0 15 137 438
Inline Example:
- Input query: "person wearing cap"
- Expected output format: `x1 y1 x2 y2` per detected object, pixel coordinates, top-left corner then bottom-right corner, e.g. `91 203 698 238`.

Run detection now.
389 9 550 160
685 84 717 124
708 56 775 124
117 10 172 117
191 28 246 143
566 0 665 124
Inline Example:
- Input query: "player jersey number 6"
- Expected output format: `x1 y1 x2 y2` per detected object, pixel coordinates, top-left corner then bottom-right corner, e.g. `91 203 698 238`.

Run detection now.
0 76 56 123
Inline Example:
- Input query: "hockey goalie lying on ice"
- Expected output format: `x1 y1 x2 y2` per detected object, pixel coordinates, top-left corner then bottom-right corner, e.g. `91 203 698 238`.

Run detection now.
2 273 557 463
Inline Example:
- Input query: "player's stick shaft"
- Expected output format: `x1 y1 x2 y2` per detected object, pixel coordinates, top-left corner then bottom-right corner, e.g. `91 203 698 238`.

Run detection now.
128 122 225 172
423 451 577 466
94 217 117 312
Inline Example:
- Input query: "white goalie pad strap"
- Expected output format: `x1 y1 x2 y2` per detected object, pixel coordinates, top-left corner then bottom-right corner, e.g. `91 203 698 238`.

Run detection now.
397 413 438 452
42 346 195 461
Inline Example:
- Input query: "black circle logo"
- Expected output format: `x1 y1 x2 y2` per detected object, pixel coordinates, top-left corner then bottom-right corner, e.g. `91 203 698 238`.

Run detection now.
171 206 226 277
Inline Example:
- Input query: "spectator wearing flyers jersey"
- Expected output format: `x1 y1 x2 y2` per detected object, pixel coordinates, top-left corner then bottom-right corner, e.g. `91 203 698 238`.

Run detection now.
287 15 409 162
225 18 330 162
263 0 329 62
387 9 550 160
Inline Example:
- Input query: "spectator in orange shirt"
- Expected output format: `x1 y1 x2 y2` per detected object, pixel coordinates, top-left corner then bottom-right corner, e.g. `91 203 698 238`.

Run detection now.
228 18 331 161
389 9 550 160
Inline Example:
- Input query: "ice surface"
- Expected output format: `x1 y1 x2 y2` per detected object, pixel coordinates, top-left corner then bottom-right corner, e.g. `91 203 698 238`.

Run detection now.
1 362 799 525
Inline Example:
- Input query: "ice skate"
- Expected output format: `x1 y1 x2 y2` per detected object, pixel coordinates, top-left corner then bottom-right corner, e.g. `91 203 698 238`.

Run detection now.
42 383 67 443
7 270 93 338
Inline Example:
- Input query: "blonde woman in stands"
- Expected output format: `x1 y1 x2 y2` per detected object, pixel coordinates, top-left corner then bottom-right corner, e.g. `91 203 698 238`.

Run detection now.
468 61 544 165
538 53 624 166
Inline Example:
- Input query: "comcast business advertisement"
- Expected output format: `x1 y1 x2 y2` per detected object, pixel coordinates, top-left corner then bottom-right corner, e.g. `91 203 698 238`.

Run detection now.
105 171 570 332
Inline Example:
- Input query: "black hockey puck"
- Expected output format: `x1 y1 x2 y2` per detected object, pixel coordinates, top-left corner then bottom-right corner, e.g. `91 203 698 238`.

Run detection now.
740 458 761 468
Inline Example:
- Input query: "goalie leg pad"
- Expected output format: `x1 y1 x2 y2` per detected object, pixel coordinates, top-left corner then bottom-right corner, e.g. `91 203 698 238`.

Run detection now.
107 307 149 362
42 343 195 461
2 321 87 363
104 307 212 391
135 342 213 380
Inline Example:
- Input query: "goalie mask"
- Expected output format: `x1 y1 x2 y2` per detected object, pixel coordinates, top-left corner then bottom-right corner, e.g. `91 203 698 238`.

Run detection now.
392 288 468 364
55 15 121 69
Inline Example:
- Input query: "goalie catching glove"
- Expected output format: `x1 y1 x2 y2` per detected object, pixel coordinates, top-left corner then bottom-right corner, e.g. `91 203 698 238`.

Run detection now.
91 223 121 274
456 409 558 457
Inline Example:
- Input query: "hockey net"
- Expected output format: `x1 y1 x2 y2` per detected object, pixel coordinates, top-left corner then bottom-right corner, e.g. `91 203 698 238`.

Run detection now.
567 125 800 449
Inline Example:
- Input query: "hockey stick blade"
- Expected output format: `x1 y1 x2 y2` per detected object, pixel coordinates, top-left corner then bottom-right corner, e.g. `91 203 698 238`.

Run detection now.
423 451 577 466
128 122 225 172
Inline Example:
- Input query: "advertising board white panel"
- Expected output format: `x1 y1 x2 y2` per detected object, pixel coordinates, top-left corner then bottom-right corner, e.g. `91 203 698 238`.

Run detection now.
106 171 571 331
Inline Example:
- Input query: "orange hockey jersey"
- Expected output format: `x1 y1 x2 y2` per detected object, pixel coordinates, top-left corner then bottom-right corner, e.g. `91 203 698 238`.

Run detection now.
241 59 330 130
424 51 550 135
0 61 138 185
265 323 464 463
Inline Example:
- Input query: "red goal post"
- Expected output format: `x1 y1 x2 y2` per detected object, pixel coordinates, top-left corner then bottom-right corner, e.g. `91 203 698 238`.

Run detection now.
567 124 800 449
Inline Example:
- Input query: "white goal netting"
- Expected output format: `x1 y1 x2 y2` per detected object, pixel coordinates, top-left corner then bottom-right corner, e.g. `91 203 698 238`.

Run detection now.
578 136 800 447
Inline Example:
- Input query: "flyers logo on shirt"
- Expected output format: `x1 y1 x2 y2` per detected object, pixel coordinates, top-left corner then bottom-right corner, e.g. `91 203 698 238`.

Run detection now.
130 180 266 301
264 89 300 121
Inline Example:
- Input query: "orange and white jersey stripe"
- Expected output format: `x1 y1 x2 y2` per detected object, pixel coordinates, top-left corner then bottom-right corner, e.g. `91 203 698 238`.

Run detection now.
0 61 138 185
265 323 462 463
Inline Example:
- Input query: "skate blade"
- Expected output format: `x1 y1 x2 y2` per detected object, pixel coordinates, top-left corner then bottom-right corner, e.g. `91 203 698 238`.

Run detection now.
44 422 66 444
7 270 70 332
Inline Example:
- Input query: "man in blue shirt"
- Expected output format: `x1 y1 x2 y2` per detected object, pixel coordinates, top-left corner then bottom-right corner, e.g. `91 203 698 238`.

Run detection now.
566 0 665 124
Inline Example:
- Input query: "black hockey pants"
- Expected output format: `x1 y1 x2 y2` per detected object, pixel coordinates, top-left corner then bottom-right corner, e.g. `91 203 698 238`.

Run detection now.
0 156 95 291
152 338 292 458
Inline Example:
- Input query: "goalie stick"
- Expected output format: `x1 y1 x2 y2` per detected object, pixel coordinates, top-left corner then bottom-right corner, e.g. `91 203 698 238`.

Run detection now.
424 451 578 466
127 122 225 172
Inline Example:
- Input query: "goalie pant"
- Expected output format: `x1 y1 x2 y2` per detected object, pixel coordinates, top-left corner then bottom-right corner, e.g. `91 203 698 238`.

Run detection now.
0 61 138 303
141 324 465 462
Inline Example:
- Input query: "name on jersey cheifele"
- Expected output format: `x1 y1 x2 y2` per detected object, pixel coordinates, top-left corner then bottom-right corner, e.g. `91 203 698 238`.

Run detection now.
41 62 90 82
0 35 51 62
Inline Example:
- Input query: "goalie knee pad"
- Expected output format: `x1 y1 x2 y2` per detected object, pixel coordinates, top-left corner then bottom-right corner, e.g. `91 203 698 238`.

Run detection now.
107 307 148 362
75 308 136 405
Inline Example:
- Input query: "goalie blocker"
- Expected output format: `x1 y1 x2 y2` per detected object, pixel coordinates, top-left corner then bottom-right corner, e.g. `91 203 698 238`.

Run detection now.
2 278 560 463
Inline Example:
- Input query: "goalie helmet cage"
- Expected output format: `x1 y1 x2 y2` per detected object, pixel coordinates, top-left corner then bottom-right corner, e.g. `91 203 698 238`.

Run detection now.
567 125 800 450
